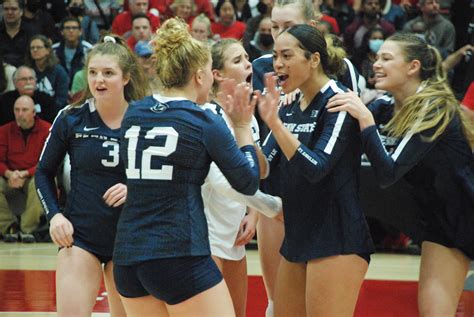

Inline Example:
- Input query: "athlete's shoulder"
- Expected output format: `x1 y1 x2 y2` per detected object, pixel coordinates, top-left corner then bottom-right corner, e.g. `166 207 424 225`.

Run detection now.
322 79 348 100
368 94 394 112
252 54 273 71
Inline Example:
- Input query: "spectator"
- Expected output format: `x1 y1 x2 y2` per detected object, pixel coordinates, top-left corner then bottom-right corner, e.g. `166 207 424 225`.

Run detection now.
111 0 160 38
314 0 340 34
381 0 406 30
403 0 456 54
126 14 153 50
84 0 121 29
0 66 56 125
170 0 196 24
39 0 67 23
67 0 100 44
234 0 252 22
0 95 51 243
0 0 37 67
1 54 16 93
25 35 69 110
191 13 214 43
212 0 247 40
242 0 272 56
343 0 395 55
52 17 93 89
135 40 161 93
22 0 60 42
247 16 273 61
321 0 356 33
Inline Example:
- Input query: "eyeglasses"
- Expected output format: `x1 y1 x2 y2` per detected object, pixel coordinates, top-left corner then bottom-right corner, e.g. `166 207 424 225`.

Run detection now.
17 77 36 82
63 26 81 30
30 46 46 50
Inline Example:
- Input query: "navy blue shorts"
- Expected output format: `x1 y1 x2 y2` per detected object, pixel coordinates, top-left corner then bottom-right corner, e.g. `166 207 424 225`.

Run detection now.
114 255 223 305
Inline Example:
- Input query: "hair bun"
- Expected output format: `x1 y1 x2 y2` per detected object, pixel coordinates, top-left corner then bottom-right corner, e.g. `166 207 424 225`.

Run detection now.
153 18 191 56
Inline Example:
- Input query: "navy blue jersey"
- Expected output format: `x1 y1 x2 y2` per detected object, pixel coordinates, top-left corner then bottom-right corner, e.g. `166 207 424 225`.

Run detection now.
263 80 374 262
364 95 474 258
113 95 260 265
36 99 126 256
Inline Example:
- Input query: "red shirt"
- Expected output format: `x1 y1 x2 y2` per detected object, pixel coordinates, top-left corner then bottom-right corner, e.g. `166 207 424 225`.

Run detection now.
462 82 474 110
0 118 51 177
111 11 160 36
123 0 216 22
321 14 340 34
211 21 246 40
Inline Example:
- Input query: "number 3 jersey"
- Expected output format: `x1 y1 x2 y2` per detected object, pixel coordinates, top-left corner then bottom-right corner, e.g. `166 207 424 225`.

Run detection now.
113 95 260 265
36 99 126 257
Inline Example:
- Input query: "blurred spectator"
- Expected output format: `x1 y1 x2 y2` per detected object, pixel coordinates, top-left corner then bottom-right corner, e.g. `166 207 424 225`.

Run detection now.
352 27 387 104
343 0 395 56
69 69 86 102
321 0 356 33
461 82 474 122
170 0 196 24
403 0 455 53
1 54 16 93
111 0 160 38
25 35 69 110
191 13 214 43
126 14 153 50
247 16 273 61
234 0 252 22
84 0 121 29
314 0 340 34
67 0 100 44
134 0 216 22
0 95 51 243
212 0 247 40
242 0 272 55
380 0 406 30
52 17 93 89
0 66 57 125
135 40 162 93
22 0 60 42
39 0 68 24
0 0 37 67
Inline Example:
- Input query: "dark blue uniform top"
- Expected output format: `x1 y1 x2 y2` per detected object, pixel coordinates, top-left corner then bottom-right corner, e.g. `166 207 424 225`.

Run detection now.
364 95 474 258
113 95 260 265
36 99 126 257
263 80 374 262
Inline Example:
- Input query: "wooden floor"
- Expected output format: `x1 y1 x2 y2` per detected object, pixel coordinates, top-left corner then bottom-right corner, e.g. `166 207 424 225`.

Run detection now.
0 242 473 316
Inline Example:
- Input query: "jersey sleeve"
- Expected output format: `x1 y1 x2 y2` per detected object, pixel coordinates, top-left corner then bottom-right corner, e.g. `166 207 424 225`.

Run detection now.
360 124 440 188
203 117 260 196
262 130 281 174
35 109 70 221
289 110 357 183
205 161 282 217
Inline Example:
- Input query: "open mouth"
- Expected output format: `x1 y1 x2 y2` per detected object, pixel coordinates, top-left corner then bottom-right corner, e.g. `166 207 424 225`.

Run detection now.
96 87 107 92
246 73 252 84
277 74 289 86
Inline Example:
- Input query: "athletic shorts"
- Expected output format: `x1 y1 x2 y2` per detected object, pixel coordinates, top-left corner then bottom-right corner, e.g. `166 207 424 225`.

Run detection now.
59 240 113 264
114 255 223 305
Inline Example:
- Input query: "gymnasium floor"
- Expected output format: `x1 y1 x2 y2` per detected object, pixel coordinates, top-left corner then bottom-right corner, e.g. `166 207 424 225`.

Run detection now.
0 242 473 316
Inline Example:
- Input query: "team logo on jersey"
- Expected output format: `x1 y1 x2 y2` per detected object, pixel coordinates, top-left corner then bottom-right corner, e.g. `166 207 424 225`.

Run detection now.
150 102 168 113
310 110 319 118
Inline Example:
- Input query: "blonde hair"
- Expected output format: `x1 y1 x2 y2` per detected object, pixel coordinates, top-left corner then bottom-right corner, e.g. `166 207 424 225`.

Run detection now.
153 18 210 88
273 0 315 22
75 34 147 105
324 33 347 77
384 33 473 148
192 13 213 38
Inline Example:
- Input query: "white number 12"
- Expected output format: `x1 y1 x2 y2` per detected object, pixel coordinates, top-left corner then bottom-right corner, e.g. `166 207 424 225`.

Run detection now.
124 125 178 180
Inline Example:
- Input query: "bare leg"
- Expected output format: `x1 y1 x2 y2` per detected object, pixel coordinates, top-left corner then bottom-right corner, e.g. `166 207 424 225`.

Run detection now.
166 280 235 317
273 258 306 317
56 246 103 317
306 254 368 317
103 261 127 317
119 295 169 317
213 255 248 317
418 241 470 317
256 213 284 310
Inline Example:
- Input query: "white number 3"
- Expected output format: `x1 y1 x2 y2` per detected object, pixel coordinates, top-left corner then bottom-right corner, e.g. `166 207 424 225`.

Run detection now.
101 141 119 167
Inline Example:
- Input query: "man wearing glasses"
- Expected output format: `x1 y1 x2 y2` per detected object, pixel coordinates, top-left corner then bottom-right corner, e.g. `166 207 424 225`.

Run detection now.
52 17 93 88
0 0 37 67
0 66 56 126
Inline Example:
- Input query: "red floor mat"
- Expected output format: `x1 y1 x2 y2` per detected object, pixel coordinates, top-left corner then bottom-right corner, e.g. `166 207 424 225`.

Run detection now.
1 270 473 316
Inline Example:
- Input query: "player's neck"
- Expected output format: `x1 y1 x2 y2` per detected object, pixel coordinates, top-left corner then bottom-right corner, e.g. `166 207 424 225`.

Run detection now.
299 73 329 111
161 87 197 103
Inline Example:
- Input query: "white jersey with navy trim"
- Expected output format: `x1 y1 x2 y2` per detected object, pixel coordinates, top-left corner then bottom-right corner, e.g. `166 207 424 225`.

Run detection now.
201 102 282 260
263 80 374 262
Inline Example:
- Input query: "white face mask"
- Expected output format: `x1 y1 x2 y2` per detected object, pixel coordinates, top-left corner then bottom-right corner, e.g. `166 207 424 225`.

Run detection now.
369 39 384 53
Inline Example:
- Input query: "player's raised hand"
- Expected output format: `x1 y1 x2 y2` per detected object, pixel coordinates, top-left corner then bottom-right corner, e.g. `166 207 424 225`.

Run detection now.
218 79 258 128
257 73 281 129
